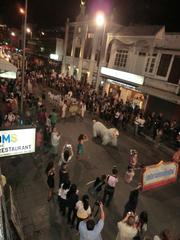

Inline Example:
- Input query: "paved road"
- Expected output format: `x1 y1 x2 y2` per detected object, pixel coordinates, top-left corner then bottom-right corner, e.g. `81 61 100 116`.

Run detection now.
1 89 180 240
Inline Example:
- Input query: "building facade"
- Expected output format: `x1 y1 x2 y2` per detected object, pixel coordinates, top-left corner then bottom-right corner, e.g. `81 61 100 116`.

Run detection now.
61 1 118 86
62 1 180 121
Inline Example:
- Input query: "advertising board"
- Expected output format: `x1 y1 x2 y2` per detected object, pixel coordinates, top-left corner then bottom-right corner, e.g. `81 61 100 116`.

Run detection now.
0 128 36 158
142 161 178 191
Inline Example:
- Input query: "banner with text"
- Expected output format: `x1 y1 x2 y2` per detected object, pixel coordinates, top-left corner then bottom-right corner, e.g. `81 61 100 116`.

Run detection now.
142 161 178 191
0 128 36 157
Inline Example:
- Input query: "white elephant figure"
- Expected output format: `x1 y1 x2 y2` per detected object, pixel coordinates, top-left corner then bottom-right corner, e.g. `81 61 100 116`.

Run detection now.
93 120 119 146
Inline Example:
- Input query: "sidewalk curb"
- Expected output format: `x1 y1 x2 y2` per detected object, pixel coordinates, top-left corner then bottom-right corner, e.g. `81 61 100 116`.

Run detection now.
143 134 174 155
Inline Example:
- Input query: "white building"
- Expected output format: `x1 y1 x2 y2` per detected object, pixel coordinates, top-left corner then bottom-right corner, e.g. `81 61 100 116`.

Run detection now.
62 1 180 121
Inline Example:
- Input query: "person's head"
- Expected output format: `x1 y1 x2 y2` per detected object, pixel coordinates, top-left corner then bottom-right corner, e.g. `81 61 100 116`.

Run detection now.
86 219 95 231
45 161 54 174
139 211 148 224
61 163 68 171
126 215 135 226
82 194 89 210
64 149 70 162
101 174 106 182
160 229 173 240
92 118 97 124
78 134 85 141
53 127 57 132
62 180 71 190
69 184 77 194
112 168 118 175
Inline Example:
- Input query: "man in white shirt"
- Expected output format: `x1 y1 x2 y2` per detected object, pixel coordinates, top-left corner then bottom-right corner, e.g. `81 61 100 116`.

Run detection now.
79 202 105 240
51 127 61 157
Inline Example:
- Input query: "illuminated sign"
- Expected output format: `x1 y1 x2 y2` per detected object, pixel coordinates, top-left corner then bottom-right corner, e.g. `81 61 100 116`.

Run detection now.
50 54 59 61
0 128 36 157
101 67 144 85
142 161 178 191
0 71 16 79
107 79 137 90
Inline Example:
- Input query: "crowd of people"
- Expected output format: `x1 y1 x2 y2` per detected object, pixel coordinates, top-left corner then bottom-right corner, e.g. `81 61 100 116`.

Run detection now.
28 65 180 150
0 54 179 240
0 56 180 151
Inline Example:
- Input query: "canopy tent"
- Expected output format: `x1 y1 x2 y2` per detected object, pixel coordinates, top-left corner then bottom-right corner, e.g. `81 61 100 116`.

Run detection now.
0 58 17 79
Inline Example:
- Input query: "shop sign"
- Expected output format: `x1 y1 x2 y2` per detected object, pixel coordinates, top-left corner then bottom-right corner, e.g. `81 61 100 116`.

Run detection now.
101 67 144 85
142 161 178 191
0 128 36 158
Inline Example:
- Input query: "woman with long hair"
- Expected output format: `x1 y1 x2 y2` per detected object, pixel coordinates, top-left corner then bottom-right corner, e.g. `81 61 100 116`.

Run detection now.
45 161 55 201
66 184 79 226
58 180 71 216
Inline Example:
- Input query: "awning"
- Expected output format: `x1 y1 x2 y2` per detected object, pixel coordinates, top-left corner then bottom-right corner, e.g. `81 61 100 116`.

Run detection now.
138 85 180 105
0 58 17 79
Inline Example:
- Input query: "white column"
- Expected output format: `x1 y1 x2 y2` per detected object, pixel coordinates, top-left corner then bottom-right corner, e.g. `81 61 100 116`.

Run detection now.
62 18 69 74
78 24 88 80
96 23 107 91
88 31 99 83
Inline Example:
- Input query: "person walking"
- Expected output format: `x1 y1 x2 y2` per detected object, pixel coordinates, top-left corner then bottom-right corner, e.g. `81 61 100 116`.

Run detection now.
102 167 118 207
51 127 61 158
58 180 71 216
61 100 67 120
66 184 79 226
123 185 141 218
50 108 58 128
59 163 70 187
59 144 73 166
45 161 55 201
79 202 105 240
76 134 88 160
79 100 86 120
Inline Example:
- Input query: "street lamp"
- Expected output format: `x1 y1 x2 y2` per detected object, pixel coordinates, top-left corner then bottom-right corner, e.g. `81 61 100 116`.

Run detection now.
26 27 32 38
95 12 105 27
95 12 106 91
11 32 16 37
41 31 45 36
26 27 31 33
20 0 28 118
19 8 25 15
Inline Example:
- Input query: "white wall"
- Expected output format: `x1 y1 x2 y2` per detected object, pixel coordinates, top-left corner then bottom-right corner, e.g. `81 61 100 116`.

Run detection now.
56 38 64 61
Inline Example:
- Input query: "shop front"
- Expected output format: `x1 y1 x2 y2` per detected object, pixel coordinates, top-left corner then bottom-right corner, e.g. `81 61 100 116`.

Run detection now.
101 67 145 109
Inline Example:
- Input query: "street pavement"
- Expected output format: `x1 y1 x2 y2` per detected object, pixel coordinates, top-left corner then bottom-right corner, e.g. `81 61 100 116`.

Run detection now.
1 90 180 240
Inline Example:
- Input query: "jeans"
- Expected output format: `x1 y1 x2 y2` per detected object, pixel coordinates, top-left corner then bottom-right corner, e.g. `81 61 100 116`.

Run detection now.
102 186 115 206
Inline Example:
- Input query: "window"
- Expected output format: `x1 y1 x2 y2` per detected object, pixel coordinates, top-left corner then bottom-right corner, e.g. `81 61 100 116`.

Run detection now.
87 33 94 38
145 53 157 74
138 52 146 56
83 38 93 59
74 47 80 58
168 56 180 84
157 54 172 77
114 49 128 68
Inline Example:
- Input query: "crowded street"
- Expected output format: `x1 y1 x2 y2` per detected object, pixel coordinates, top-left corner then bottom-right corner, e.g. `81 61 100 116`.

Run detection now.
0 78 180 239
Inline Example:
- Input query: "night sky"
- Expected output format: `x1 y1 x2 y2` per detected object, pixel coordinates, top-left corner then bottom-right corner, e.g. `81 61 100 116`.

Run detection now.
0 0 179 31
